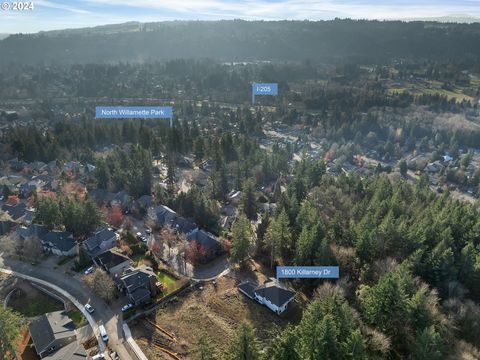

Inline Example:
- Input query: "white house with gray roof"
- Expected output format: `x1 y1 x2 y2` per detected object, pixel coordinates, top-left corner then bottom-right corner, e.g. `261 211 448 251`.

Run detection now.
238 280 296 315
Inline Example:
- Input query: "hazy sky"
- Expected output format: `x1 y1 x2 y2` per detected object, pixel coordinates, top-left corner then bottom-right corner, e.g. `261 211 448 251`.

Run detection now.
1 0 479 33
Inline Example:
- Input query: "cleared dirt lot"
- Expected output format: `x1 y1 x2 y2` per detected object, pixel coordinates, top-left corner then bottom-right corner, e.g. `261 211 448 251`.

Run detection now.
130 266 301 359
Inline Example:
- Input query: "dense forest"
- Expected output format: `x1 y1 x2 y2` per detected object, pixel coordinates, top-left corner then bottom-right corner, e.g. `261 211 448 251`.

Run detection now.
214 171 480 359
2 20 480 65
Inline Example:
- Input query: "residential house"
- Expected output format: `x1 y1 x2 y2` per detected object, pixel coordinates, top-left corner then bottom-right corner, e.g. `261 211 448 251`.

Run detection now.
112 191 132 211
89 189 116 206
42 231 77 257
29 311 83 358
424 161 444 173
7 158 27 172
89 189 131 211
238 280 296 315
118 266 160 306
34 174 59 192
64 161 84 174
42 341 87 360
148 205 196 234
0 220 16 236
130 195 153 215
83 227 119 257
25 161 47 174
16 223 48 240
2 202 34 223
186 228 223 261
93 249 132 277
19 180 43 198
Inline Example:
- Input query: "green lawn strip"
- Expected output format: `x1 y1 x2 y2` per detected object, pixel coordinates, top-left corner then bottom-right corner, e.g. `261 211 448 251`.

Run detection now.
8 292 63 317
67 309 87 328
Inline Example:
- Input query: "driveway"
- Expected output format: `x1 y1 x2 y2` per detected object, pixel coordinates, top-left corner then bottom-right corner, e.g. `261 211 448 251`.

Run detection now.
155 240 231 281
0 253 135 360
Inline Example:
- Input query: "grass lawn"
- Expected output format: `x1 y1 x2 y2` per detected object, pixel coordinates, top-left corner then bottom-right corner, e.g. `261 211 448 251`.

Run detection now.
67 309 87 328
8 288 63 317
157 271 182 295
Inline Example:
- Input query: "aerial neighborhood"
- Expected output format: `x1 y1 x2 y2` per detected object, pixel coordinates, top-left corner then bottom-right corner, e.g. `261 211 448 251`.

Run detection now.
2 14 480 360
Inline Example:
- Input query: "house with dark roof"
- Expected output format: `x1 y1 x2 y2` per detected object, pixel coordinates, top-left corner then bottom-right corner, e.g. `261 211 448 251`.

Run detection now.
118 266 160 305
238 280 296 315
2 202 26 221
89 189 116 206
186 228 223 262
89 189 132 210
28 311 80 358
42 341 87 360
83 227 119 257
148 205 196 234
16 223 48 240
0 220 16 236
93 249 132 276
41 231 76 257
130 195 153 215
19 182 38 198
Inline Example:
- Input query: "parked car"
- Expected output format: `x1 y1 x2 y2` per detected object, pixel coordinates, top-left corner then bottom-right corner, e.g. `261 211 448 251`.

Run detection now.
136 232 142 239
84 266 94 275
110 351 119 360
140 235 148 243
92 354 105 360
99 325 108 342
145 228 152 234
121 303 133 312
85 303 94 314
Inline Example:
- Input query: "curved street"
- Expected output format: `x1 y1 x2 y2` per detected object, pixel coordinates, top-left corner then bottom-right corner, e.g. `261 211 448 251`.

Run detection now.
0 252 137 360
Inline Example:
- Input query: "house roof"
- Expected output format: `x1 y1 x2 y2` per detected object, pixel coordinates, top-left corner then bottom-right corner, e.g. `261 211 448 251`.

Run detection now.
120 267 156 293
129 287 151 303
42 341 87 360
173 216 197 234
89 189 116 204
152 205 177 224
29 311 75 354
254 281 296 308
94 249 131 270
0 220 16 236
187 229 221 251
238 282 256 299
136 195 153 208
16 223 48 240
84 228 117 252
151 205 196 234
42 231 75 252
1 203 27 220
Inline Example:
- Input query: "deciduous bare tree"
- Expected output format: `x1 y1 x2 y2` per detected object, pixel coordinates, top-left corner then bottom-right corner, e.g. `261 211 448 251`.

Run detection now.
83 268 116 302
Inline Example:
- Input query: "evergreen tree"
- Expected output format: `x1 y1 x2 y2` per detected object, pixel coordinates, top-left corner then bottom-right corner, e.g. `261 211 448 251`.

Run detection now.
0 307 24 359
192 334 218 360
231 215 252 266
226 322 261 360
411 326 445 360
269 326 300 360
241 179 258 220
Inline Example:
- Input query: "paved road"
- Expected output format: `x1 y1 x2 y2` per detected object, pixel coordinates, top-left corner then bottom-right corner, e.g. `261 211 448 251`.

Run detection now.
0 253 135 360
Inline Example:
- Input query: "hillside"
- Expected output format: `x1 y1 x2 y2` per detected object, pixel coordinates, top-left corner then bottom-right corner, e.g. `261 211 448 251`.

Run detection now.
1 19 480 65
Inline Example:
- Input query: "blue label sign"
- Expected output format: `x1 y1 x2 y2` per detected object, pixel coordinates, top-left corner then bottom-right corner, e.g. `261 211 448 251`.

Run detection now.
277 266 339 279
252 83 278 104
96 106 173 126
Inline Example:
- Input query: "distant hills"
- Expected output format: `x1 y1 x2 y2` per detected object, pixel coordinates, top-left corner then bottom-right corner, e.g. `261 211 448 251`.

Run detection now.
0 34 9 40
407 14 480 23
1 19 480 65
